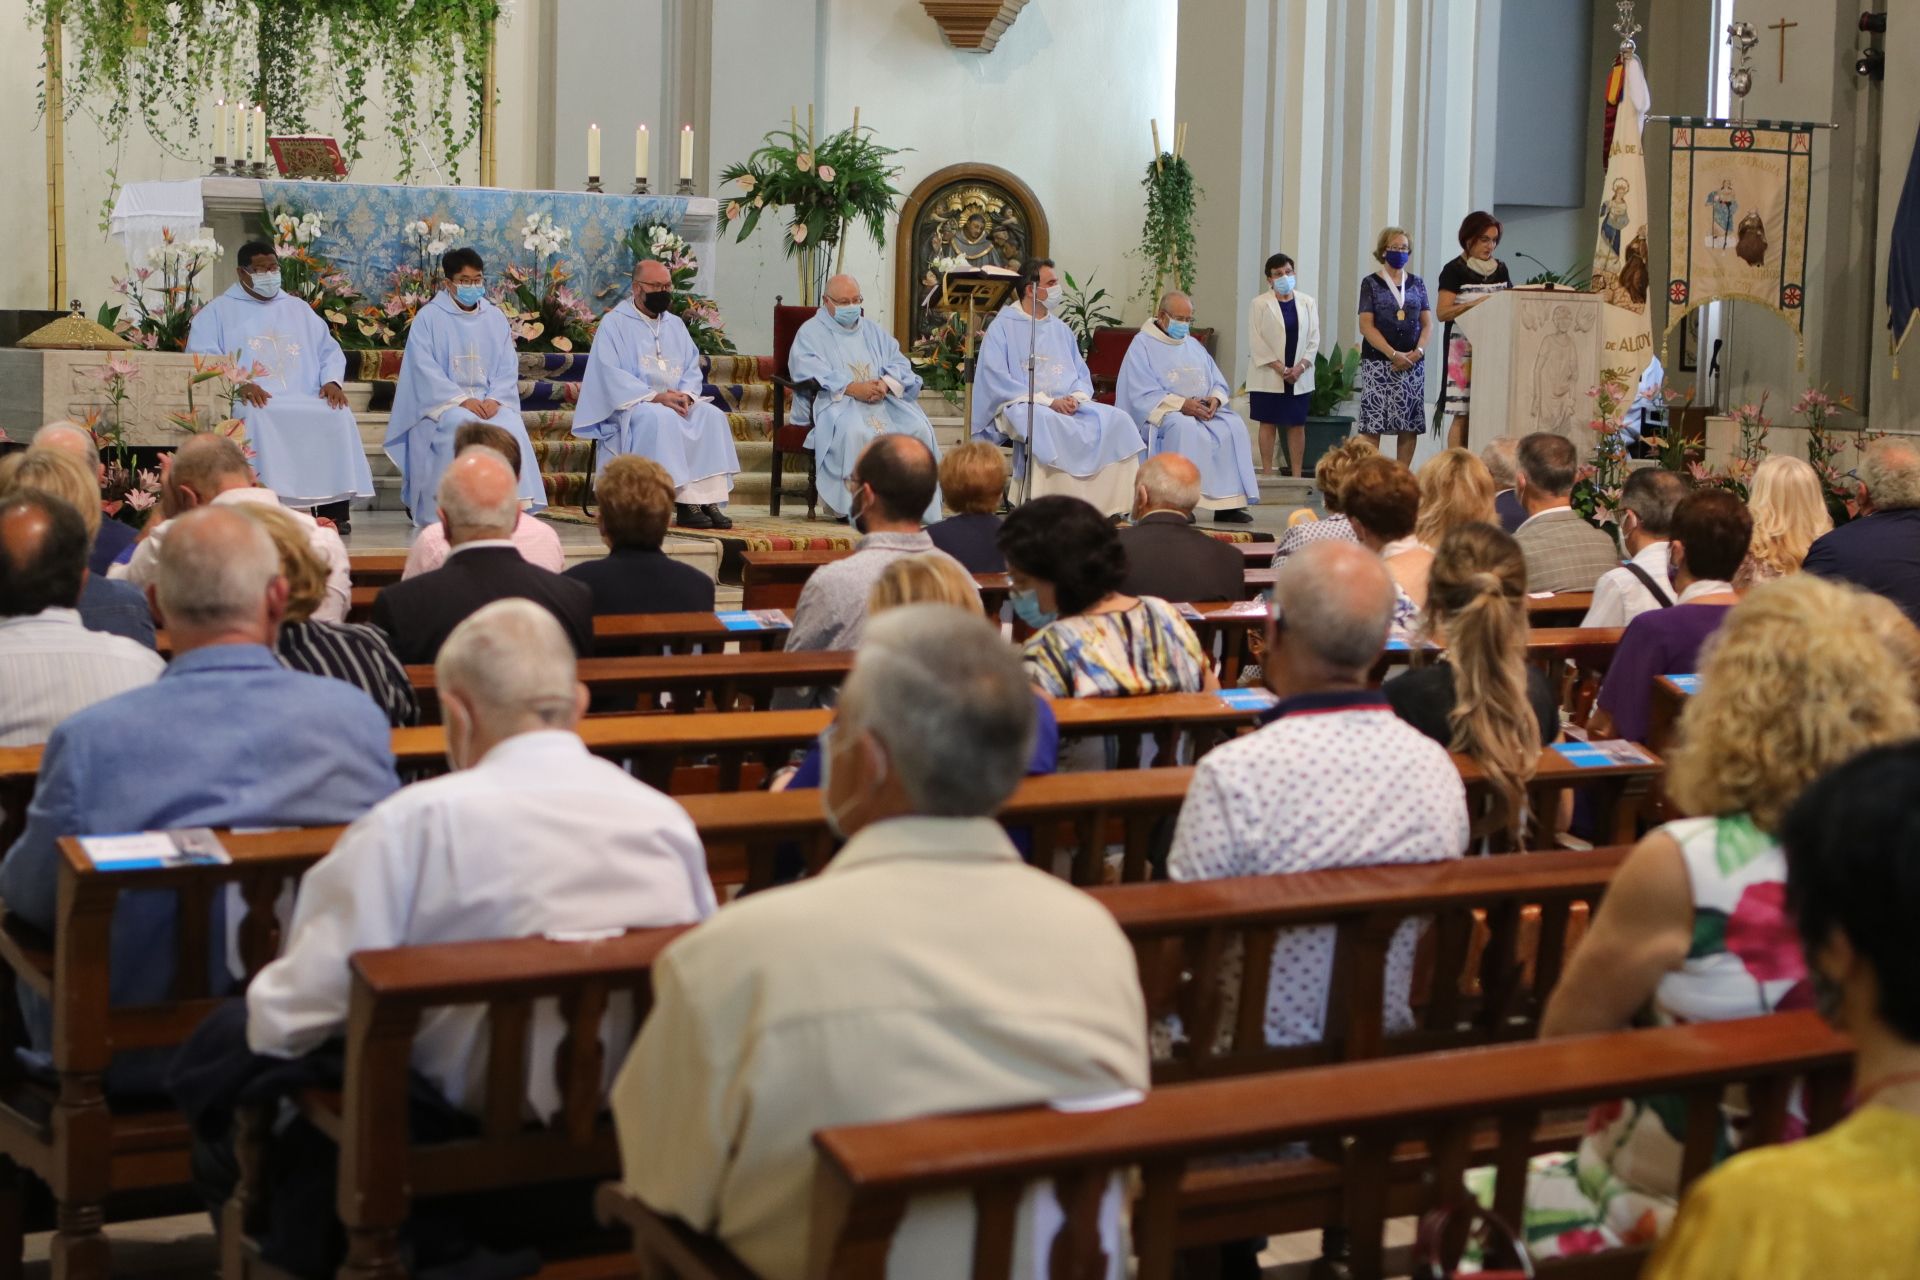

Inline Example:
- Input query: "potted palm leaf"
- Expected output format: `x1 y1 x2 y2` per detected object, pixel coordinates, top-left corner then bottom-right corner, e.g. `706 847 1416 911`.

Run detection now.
1299 343 1362 476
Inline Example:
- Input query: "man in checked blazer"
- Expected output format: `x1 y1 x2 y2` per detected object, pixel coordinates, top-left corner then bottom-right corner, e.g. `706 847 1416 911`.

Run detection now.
1511 433 1622 593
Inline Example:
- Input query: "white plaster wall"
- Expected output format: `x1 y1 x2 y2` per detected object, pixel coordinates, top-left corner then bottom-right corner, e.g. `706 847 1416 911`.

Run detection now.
0 0 543 312
801 0 1177 341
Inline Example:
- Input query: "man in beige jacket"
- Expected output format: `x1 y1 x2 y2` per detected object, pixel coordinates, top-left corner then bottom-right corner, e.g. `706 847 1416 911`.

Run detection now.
610 604 1150 1279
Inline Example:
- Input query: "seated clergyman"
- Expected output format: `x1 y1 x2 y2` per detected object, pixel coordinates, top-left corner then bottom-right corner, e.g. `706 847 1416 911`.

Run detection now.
1115 290 1260 523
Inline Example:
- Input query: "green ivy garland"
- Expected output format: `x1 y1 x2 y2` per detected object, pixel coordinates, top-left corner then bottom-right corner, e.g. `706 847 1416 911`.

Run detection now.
1138 152 1200 301
31 0 497 208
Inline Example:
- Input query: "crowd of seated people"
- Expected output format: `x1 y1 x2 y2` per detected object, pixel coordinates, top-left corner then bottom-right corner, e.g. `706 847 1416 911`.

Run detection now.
4 410 1920 1280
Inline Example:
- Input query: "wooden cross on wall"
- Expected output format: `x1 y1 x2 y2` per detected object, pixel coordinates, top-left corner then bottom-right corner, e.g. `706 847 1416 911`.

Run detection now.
1770 17 1798 82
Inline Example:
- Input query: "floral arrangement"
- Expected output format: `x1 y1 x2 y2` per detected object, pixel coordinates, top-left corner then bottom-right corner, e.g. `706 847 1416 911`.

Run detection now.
100 453 162 531
350 216 470 349
1727 395 1772 482
262 208 390 351
101 229 222 352
908 313 968 408
87 355 142 470
180 352 268 427
1570 375 1634 530
619 221 735 356
1635 382 1699 476
1794 386 1879 524
492 213 593 352
719 116 906 305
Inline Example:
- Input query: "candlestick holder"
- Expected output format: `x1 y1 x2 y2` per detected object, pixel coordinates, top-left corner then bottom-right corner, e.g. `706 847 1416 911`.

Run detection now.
585 176 605 194
249 160 271 179
632 178 650 196
675 177 695 195
211 156 231 177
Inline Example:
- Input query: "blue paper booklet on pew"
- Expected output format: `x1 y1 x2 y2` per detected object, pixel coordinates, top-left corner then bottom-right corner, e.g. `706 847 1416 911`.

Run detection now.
1552 740 1656 769
78 828 230 871
1218 688 1279 713
715 609 792 632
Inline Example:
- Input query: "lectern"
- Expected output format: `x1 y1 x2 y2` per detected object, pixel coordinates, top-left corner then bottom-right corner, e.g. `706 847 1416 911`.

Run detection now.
1454 288 1612 451
935 269 1016 430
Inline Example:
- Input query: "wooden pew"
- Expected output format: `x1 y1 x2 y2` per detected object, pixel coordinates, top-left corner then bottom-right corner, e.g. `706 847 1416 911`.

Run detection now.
406 651 859 722
345 554 408 591
603 1013 1851 1280
226 850 1641 1280
740 551 1011 615
0 833 321 1276
594 611 791 658
1526 591 1595 626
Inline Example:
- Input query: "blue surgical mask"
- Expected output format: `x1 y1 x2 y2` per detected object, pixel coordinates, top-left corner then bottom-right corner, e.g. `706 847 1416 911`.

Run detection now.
1012 588 1056 629
1166 319 1191 340
455 283 486 308
1272 274 1296 295
1383 249 1410 270
832 303 862 328
249 270 283 299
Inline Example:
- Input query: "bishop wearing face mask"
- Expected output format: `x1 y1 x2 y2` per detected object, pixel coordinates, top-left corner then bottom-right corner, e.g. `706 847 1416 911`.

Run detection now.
787 274 945 524
1114 291 1260 523
385 247 547 527
573 258 741 530
186 240 373 523
971 258 1145 517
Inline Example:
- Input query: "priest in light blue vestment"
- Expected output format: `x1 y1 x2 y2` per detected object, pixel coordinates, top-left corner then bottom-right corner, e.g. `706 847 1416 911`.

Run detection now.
185 240 373 510
386 249 546 525
971 261 1142 516
573 260 740 530
789 274 944 523
1115 292 1259 522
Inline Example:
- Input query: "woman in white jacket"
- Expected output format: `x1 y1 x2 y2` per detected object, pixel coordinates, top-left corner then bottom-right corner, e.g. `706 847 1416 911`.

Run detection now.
1244 252 1320 475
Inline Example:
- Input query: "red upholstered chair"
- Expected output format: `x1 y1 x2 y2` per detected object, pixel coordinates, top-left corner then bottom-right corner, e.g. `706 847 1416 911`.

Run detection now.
769 300 821 519
1084 325 1135 405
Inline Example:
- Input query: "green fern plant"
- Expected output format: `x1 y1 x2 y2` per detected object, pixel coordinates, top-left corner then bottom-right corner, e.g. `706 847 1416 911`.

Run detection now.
1138 153 1200 300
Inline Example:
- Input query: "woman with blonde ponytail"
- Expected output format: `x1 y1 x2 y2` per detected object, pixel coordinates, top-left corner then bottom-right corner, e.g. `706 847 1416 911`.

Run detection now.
1385 523 1560 839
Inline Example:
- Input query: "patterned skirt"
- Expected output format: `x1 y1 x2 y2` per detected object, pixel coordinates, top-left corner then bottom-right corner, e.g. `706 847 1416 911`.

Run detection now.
1441 332 1475 414
1356 357 1426 435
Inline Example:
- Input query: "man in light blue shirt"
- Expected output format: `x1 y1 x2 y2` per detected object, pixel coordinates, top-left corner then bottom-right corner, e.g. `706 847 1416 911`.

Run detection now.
0 506 398 1092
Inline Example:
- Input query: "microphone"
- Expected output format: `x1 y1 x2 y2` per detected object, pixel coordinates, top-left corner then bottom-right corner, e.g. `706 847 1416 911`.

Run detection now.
1510 251 1562 288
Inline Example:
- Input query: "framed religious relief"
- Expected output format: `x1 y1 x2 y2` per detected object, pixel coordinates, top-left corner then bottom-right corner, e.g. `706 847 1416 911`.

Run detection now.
894 163 1048 350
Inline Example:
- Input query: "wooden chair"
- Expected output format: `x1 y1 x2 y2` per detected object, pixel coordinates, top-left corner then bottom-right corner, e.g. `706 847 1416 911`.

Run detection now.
0 833 323 1278
768 300 821 519
603 1012 1852 1280
1084 326 1136 405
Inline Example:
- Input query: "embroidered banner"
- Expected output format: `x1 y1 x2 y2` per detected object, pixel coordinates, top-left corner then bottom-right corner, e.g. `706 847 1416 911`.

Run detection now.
1664 120 1816 364
1591 51 1654 386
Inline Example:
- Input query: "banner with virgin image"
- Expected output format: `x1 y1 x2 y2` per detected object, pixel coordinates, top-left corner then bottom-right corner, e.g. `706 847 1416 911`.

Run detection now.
1664 120 1816 366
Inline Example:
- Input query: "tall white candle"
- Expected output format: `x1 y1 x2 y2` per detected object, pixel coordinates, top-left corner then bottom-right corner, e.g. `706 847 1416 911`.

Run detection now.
679 125 693 182
213 99 226 157
253 106 265 163
635 124 648 181
588 123 601 178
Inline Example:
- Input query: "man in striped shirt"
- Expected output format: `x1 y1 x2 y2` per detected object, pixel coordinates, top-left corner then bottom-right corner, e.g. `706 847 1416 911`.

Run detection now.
0 491 163 747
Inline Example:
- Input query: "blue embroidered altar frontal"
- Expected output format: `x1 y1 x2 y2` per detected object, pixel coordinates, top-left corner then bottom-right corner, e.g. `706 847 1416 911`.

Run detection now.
260 181 694 307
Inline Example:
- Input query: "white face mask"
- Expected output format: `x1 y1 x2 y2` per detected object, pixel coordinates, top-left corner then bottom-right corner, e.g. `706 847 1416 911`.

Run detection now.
1039 283 1062 310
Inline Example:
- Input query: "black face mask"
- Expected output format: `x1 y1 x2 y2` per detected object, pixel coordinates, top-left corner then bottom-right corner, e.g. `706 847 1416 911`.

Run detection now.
1810 966 1846 1027
641 289 672 316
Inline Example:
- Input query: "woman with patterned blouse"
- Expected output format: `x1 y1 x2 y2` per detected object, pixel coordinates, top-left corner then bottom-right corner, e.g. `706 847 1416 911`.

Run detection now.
1486 575 1920 1259
1355 225 1434 467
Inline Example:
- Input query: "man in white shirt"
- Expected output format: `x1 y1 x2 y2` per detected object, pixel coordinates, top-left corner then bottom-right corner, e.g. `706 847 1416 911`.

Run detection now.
613 605 1148 1280
1169 541 1469 1050
246 597 717 1116
111 434 351 623
1581 466 1689 628
0 491 163 746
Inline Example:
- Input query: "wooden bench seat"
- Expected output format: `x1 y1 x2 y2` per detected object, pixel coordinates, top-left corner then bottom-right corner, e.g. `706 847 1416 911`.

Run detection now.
345 553 408 591
739 550 1013 615
221 847 1637 1279
406 651 860 721
601 1012 1851 1280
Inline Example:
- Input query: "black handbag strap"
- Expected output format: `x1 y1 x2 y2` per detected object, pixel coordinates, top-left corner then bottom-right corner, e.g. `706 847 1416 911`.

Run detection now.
1622 559 1675 608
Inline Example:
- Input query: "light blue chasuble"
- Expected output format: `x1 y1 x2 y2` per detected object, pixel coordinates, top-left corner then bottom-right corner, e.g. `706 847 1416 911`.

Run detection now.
572 300 740 495
788 308 944 521
186 285 373 507
386 291 546 525
970 305 1144 480
1115 320 1259 506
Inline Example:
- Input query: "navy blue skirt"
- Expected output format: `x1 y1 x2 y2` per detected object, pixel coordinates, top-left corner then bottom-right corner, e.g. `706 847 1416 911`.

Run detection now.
1248 389 1309 427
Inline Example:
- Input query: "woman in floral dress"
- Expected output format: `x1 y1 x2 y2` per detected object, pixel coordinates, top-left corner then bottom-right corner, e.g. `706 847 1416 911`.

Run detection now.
1477 574 1920 1258
1354 225 1433 467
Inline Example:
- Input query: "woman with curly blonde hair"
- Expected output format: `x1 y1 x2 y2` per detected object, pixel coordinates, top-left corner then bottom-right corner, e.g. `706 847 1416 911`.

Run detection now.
1506 574 1920 1259
1735 454 1831 590
1272 436 1373 561
1413 447 1497 548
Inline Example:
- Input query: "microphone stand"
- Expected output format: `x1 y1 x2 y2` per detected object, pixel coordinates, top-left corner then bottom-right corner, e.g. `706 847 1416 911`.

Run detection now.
1022 287 1038 505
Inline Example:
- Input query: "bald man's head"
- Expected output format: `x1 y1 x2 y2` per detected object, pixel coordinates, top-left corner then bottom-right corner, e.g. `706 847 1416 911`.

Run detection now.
0 492 89 617
824 274 863 308
152 505 286 648
852 433 938 526
1271 541 1395 679
1156 290 1193 324
31 422 102 483
436 448 520 544
1135 453 1202 517
633 258 673 318
436 598 585 768
168 433 253 510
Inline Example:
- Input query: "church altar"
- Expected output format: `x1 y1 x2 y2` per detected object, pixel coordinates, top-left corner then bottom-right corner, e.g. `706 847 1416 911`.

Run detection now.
109 179 721 303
